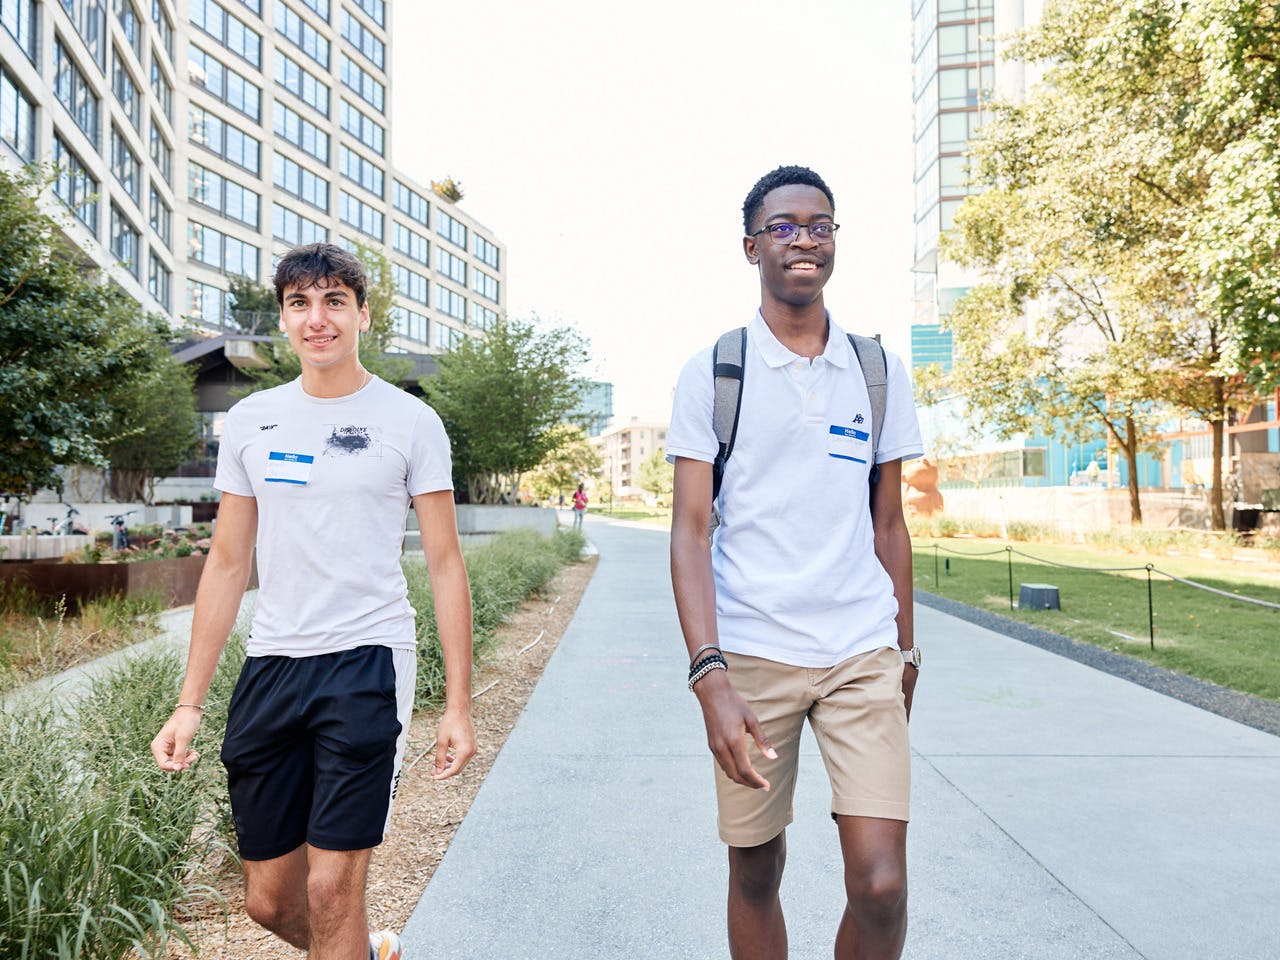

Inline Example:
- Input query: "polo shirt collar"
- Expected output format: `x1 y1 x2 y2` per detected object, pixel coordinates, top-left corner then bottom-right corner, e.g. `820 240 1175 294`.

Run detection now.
749 311 852 369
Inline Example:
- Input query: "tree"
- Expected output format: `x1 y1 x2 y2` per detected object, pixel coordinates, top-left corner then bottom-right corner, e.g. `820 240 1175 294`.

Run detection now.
526 425 602 503
227 276 278 335
105 326 200 503
0 167 172 494
636 449 674 503
942 0 1280 528
422 315 590 503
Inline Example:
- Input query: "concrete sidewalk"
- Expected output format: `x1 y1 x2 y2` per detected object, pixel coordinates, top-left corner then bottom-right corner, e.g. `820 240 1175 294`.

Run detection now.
402 517 1279 960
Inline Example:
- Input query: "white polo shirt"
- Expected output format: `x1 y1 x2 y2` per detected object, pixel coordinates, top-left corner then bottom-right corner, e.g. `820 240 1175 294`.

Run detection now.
666 313 923 667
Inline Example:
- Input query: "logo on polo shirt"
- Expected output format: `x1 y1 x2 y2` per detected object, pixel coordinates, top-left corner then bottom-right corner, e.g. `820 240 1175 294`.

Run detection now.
853 414 865 424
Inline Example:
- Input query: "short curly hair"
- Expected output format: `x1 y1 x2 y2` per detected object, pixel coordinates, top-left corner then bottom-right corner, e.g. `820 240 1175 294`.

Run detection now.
742 166 836 235
272 242 368 308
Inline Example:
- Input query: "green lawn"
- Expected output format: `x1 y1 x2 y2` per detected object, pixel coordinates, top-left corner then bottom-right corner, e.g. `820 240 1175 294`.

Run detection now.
913 539 1280 703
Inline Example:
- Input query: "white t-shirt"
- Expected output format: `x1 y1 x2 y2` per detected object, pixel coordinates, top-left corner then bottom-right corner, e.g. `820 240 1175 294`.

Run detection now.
666 313 924 667
215 376 454 657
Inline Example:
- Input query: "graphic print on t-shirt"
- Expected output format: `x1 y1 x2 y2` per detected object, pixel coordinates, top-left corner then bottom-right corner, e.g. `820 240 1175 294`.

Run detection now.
323 424 383 458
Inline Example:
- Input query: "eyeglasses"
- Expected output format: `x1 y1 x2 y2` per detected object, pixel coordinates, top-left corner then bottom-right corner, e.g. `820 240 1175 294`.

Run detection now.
750 221 840 244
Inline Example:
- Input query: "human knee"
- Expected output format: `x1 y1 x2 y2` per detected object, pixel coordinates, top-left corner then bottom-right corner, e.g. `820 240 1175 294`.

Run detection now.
729 841 786 904
845 862 907 923
244 887 298 933
306 867 361 918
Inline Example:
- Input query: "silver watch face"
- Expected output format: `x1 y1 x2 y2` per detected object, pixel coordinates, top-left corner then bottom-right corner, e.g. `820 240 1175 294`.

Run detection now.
902 646 921 668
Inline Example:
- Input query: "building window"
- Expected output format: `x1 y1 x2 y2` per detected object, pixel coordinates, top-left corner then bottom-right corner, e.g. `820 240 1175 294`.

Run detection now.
235 0 261 13
473 234 500 270
187 277 231 326
0 65 34 161
117 0 142 58
938 64 993 111
275 1 329 68
350 0 383 29
54 38 100 144
339 53 383 112
392 263 427 304
53 135 98 231
148 251 171 308
340 9 383 69
339 189 382 240
110 126 140 203
188 45 261 122
272 201 327 245
110 204 140 275
393 222 428 265
297 0 327 18
391 305 427 344
338 144 383 197
149 182 171 246
188 104 260 174
112 46 142 130
471 302 497 332
471 269 499 304
274 99 329 162
190 0 262 68
275 48 330 115
190 161 261 228
151 0 173 59
339 99 383 155
188 220 260 278
436 248 465 286
60 0 107 69
433 321 462 351
150 119 172 183
1 0 37 63
150 56 173 121
436 209 467 249
393 180 429 227
435 284 466 321
274 151 328 211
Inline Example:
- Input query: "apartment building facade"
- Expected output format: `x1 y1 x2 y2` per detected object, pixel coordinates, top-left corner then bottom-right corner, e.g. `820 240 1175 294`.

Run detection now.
595 419 666 501
0 0 506 360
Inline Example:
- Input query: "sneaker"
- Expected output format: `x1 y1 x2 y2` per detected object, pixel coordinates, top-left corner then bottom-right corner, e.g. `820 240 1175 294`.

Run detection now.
369 929 403 960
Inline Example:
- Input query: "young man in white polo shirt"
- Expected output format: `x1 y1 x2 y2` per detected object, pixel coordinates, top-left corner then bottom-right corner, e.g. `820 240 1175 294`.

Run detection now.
668 166 923 960
151 243 475 960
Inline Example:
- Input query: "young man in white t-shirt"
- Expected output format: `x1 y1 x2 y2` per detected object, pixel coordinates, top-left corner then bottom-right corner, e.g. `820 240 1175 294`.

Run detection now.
151 243 475 960
667 166 923 960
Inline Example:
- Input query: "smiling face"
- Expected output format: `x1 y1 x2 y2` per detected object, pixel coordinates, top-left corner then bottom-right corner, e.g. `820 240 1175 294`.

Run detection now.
743 183 836 315
279 277 370 373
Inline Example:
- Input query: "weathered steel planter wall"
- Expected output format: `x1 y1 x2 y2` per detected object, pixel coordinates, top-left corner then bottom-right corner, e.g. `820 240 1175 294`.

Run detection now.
0 554 257 608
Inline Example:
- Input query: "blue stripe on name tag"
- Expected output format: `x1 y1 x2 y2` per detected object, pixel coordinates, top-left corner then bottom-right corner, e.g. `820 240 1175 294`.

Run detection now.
829 453 868 463
268 451 315 463
828 425 870 441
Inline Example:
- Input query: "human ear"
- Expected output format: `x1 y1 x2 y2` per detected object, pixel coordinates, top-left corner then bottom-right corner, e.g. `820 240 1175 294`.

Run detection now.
743 235 760 265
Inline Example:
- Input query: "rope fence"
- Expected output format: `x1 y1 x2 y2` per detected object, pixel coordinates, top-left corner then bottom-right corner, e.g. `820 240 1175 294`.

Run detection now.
919 540 1280 650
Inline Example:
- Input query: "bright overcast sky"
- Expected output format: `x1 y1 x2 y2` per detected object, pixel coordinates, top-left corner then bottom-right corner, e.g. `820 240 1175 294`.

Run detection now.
392 0 916 424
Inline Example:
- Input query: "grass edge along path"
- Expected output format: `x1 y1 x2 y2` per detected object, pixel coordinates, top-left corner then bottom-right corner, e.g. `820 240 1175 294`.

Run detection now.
0 528 587 960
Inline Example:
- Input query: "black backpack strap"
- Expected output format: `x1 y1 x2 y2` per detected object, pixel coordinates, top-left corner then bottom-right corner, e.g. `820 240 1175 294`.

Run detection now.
848 333 887 484
711 327 747 506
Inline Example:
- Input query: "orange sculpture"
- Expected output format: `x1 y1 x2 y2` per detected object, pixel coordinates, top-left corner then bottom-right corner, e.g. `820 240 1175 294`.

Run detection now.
902 457 944 517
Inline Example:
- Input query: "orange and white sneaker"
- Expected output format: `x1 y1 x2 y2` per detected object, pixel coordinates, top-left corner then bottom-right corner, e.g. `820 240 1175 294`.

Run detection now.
369 929 403 960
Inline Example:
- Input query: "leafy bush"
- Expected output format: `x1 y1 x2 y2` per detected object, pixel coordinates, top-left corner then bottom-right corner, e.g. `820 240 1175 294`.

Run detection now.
1005 520 1062 542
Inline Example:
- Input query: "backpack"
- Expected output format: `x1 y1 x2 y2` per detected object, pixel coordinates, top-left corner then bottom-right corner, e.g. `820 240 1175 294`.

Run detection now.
710 327 887 523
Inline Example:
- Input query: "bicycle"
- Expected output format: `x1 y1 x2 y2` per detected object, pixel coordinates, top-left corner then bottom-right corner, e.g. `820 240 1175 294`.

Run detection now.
0 493 18 536
110 510 138 551
46 503 84 536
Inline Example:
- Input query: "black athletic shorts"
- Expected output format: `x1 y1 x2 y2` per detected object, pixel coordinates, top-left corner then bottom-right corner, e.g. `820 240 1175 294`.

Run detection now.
220 644 415 861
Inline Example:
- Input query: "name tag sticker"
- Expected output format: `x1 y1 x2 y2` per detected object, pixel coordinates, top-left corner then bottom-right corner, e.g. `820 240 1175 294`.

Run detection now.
828 425 869 464
265 451 314 485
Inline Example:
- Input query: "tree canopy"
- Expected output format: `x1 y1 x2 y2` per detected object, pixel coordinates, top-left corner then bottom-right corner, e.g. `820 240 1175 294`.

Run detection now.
941 0 1280 527
636 449 674 503
422 315 589 503
525 425 602 503
0 167 186 496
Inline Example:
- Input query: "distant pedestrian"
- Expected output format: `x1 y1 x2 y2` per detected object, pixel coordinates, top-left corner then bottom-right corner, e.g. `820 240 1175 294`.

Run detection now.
572 482 587 530
667 166 923 959
151 242 476 960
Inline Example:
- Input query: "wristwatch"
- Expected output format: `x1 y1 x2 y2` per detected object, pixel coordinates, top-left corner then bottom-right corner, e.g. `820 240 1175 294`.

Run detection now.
901 646 922 669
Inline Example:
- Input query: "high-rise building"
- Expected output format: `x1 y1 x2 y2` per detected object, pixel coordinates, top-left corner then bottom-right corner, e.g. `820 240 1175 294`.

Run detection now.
909 0 1039 373
0 0 505 357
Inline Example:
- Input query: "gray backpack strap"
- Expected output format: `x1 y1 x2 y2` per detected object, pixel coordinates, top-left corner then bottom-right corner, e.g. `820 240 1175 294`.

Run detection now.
711 327 747 505
847 333 887 483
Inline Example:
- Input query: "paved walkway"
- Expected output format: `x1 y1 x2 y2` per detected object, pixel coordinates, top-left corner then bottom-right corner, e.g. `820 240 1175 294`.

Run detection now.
402 517 1280 960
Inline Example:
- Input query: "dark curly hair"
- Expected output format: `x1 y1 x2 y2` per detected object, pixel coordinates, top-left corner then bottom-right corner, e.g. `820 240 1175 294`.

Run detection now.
272 242 368 308
742 166 836 235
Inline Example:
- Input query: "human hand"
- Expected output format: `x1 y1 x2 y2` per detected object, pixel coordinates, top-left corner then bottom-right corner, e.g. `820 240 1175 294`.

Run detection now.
431 705 476 780
902 665 918 721
695 671 776 790
150 707 203 771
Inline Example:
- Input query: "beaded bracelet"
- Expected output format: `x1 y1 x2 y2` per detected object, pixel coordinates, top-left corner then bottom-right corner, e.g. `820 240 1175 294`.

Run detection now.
689 650 725 677
687 653 728 692
688 643 721 667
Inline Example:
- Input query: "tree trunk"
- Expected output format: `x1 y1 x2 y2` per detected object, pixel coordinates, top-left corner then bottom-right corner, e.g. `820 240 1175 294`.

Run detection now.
1209 417 1226 531
1123 417 1143 525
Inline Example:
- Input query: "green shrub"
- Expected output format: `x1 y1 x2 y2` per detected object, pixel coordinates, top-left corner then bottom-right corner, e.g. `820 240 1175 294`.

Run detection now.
1005 520 1061 542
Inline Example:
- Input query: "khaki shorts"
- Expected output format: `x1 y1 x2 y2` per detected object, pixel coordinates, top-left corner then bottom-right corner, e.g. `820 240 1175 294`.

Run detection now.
714 645 910 848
